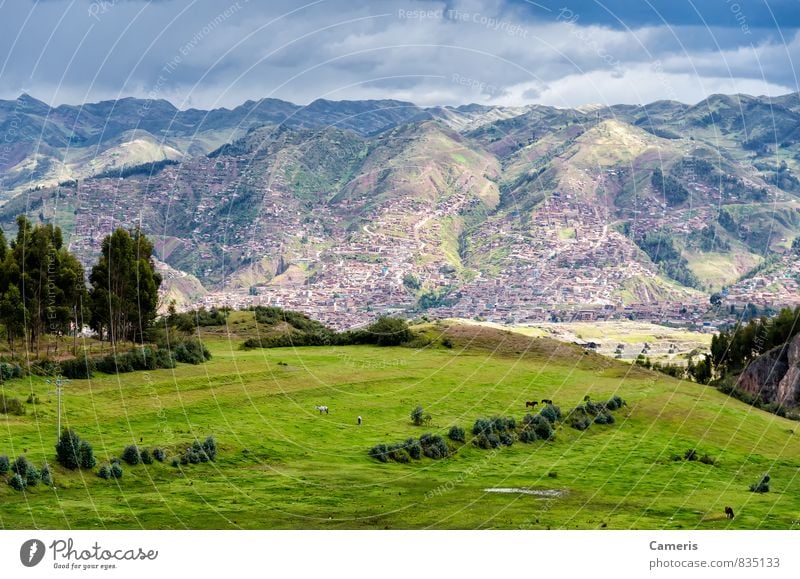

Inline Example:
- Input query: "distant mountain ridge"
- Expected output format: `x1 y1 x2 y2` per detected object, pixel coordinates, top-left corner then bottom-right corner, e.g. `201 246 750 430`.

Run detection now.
1 91 800 327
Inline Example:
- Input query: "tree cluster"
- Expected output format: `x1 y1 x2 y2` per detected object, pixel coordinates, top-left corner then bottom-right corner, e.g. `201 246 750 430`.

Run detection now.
0 216 162 357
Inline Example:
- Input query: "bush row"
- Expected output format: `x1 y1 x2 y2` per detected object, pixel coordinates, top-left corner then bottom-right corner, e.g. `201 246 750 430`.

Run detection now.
242 316 413 349
2 455 53 491
566 396 626 431
369 434 449 463
27 340 211 382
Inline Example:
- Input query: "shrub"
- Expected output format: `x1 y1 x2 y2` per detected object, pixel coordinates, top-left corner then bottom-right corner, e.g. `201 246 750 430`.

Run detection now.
60 355 96 379
0 394 25 415
364 316 412 346
404 438 422 460
96 353 134 374
527 414 555 440
411 406 425 426
684 449 698 461
12 455 29 475
140 448 153 465
492 416 516 432
79 440 97 469
474 432 501 449
182 442 205 464
499 432 515 446
40 464 53 486
369 444 390 463
606 395 626 411
110 463 123 479
566 406 592 431
0 362 23 381
419 433 449 459
171 458 179 468
585 400 608 415
518 429 537 443
548 471 558 478
98 464 111 479
173 339 212 364
448 425 465 443
0 455 8 474
9 473 26 491
56 429 82 469
539 404 561 424
594 412 615 425
202 436 217 461
154 348 176 369
122 444 141 465
750 473 770 493
387 443 411 463
28 358 59 377
25 464 39 487
472 418 492 436
699 454 716 466
568 414 591 431
152 448 166 462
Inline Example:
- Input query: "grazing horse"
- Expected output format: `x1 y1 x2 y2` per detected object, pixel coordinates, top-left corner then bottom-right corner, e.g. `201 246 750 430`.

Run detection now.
315 405 329 415
540 399 553 405
357 416 362 425
525 401 538 409
724 506 735 520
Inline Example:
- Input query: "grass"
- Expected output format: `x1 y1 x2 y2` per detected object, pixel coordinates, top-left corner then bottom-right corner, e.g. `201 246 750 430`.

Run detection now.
0 324 798 530
685 250 761 293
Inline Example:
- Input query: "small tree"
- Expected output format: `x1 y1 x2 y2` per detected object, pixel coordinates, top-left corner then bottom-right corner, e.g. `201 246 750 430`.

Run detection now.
152 448 166 462
411 405 425 426
366 316 412 346
110 463 123 479
140 448 153 465
40 463 53 486
12 455 29 475
122 444 141 465
78 440 96 469
25 464 39 487
9 473 26 491
98 464 111 479
0 455 9 474
56 429 82 469
448 425 465 442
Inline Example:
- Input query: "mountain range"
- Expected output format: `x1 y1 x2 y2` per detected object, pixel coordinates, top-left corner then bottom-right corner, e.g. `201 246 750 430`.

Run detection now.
1 92 799 328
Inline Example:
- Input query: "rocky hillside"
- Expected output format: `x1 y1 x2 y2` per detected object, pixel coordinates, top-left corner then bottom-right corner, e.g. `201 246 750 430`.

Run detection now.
737 333 800 407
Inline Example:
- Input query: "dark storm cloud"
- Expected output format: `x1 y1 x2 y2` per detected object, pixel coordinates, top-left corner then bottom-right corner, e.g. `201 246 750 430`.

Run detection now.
0 0 797 109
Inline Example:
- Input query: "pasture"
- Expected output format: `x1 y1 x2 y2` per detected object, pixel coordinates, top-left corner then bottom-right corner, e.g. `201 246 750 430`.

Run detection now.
0 324 798 530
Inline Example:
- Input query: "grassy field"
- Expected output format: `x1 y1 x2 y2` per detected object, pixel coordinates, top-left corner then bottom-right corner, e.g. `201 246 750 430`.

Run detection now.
0 323 798 530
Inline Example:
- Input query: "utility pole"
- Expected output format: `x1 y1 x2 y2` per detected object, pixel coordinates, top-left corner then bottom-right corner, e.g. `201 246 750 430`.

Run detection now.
46 375 70 443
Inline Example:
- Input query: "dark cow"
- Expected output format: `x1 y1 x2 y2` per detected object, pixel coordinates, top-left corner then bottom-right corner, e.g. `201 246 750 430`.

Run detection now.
525 401 538 409
724 506 735 520
540 399 553 405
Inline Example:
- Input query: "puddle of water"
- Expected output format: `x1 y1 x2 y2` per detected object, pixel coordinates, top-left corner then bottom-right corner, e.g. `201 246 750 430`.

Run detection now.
484 488 565 497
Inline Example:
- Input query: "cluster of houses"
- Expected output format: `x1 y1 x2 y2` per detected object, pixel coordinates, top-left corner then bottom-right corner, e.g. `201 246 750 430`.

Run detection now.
40 144 799 333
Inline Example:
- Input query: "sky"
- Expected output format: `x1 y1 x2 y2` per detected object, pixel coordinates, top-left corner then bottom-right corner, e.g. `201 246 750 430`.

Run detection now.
0 0 799 109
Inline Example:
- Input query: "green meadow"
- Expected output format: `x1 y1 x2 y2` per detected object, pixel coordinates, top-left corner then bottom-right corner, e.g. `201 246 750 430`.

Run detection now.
1 324 798 530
